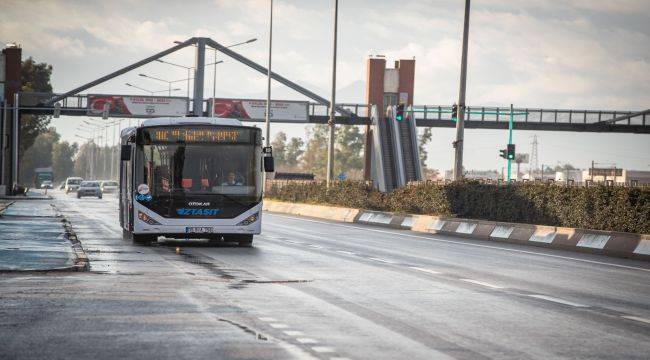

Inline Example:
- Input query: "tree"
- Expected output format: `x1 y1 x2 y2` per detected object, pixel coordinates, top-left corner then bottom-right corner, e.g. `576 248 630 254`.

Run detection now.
285 137 304 168
19 57 53 167
19 127 59 184
52 141 78 182
554 163 576 171
271 132 288 168
418 127 432 169
74 142 97 179
301 125 328 178
335 125 364 175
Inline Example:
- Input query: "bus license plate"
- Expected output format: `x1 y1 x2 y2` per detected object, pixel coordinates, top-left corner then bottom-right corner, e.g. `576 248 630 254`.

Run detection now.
185 227 213 234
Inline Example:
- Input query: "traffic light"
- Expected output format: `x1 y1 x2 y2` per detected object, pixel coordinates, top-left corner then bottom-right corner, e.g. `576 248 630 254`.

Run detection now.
395 103 405 122
451 104 458 121
499 149 508 159
507 144 516 160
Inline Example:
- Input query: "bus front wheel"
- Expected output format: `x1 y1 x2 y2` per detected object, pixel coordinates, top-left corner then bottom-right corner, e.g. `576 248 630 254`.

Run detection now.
133 234 156 246
235 234 253 247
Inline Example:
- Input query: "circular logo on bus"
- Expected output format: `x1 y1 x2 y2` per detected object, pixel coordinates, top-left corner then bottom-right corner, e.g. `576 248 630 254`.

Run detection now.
137 184 150 195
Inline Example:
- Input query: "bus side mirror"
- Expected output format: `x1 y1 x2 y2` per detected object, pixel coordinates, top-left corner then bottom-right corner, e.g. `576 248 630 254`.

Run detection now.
262 146 274 173
120 145 131 161
264 156 274 173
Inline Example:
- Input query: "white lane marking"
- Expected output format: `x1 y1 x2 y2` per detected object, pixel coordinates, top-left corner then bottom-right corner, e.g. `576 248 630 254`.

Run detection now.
285 240 303 244
329 358 352 360
258 317 277 322
284 330 304 336
307 244 324 249
621 315 650 325
368 257 397 264
336 250 356 255
296 338 319 344
529 231 556 244
527 294 589 308
633 239 650 255
456 222 476 234
269 323 290 329
491 226 514 239
409 266 441 275
460 278 504 289
577 234 610 249
266 213 650 273
311 346 336 353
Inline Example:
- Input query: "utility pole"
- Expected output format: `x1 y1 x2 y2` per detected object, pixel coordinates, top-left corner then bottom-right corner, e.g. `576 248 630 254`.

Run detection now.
326 0 339 187
265 0 273 148
507 104 514 182
453 0 471 181
212 50 218 117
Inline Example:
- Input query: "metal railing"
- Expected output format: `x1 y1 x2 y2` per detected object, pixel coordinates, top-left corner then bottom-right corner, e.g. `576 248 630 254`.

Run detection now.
413 105 647 126
406 179 649 188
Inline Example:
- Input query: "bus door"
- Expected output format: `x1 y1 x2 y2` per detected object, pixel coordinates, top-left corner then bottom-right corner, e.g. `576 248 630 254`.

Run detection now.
120 145 134 231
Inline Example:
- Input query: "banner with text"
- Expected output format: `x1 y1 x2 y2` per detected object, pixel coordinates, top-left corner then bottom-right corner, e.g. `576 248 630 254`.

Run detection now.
87 95 188 118
211 98 309 122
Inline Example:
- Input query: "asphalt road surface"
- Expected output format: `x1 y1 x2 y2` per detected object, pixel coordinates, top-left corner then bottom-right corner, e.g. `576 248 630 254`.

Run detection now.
1 190 649 360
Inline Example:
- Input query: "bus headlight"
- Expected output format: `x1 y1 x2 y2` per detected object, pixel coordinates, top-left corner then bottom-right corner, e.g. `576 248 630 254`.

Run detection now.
138 211 161 225
237 212 259 226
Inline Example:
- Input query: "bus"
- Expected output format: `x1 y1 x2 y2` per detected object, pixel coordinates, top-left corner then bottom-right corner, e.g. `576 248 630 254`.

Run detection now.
119 117 274 246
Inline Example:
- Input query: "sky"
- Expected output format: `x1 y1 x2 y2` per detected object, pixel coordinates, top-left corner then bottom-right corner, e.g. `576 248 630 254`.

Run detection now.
1 0 649 172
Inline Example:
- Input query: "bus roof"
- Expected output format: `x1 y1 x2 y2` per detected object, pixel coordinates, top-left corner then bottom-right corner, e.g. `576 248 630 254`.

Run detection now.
120 117 248 139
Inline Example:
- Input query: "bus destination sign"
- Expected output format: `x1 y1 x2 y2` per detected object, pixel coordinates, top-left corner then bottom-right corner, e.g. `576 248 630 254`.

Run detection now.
141 127 255 144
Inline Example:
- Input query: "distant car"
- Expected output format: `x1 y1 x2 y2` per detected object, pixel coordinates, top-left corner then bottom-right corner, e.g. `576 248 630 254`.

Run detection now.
64 177 84 194
77 181 102 199
100 180 118 193
40 180 53 189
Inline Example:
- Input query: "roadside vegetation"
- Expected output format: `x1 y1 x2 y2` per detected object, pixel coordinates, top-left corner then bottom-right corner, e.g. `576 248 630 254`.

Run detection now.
265 181 650 234
270 126 436 180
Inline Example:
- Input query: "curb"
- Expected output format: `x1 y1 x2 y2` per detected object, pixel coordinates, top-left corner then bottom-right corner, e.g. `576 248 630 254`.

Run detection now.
0 201 14 215
263 200 650 262
61 218 90 272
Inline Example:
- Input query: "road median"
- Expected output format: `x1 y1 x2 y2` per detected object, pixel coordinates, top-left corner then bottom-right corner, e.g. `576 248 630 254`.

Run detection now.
263 200 650 261
0 199 89 272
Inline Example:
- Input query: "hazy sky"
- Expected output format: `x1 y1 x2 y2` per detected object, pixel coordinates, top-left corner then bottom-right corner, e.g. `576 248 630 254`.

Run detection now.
2 0 649 172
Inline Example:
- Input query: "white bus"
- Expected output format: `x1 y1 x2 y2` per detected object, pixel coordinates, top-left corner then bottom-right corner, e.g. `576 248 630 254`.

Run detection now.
119 117 274 246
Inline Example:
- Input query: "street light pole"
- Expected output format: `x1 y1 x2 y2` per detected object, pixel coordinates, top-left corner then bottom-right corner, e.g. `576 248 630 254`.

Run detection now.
212 49 218 117
326 0 339 187
453 0 471 181
265 0 273 148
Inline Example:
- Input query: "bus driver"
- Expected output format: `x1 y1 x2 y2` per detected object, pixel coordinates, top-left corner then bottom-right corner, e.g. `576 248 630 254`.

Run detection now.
222 171 243 186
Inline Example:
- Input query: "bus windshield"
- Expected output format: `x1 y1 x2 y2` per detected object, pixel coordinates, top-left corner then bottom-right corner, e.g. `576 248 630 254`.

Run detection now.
140 143 261 199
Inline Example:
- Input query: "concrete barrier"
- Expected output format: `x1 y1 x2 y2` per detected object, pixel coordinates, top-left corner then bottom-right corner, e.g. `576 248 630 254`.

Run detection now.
263 200 359 223
263 200 649 261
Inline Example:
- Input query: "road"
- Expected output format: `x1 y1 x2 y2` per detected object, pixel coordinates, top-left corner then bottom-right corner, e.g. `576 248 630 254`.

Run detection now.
1 190 649 360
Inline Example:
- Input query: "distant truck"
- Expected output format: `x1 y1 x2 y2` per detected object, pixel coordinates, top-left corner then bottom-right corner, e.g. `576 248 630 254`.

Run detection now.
34 167 54 189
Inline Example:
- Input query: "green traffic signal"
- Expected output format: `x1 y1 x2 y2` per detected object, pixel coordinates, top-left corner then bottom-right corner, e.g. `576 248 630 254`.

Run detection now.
395 103 405 122
507 144 516 160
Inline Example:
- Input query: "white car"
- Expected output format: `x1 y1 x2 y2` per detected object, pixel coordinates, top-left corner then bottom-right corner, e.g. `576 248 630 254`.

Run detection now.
77 181 102 199
100 180 118 193
64 177 84 194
